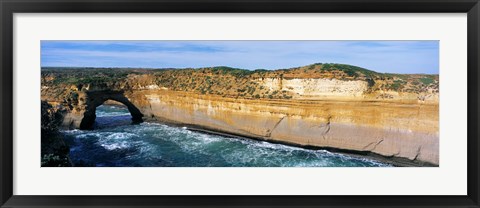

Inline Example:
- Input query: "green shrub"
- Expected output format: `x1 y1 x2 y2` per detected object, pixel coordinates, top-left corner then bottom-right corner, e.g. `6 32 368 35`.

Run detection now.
419 77 435 85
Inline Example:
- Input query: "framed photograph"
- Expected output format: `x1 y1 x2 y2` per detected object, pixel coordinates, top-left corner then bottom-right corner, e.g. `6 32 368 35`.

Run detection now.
1 0 479 207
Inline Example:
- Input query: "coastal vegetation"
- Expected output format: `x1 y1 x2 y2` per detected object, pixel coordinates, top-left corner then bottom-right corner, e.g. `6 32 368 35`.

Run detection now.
42 63 439 100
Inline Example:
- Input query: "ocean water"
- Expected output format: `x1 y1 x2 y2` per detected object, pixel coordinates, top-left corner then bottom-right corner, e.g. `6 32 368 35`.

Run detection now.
62 105 392 167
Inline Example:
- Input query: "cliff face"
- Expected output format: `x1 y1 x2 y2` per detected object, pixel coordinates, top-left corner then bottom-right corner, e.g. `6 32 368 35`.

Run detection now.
125 90 438 165
41 64 439 166
257 78 369 97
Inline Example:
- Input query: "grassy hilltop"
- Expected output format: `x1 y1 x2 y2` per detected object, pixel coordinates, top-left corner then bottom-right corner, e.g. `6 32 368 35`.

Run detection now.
42 63 439 100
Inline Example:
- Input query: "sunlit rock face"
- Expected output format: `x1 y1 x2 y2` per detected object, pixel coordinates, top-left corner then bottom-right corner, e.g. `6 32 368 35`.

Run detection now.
257 78 369 97
125 90 438 166
43 87 143 130
41 65 439 166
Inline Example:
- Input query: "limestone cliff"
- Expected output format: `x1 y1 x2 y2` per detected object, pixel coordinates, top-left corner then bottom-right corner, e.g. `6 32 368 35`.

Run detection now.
41 63 439 166
126 90 438 166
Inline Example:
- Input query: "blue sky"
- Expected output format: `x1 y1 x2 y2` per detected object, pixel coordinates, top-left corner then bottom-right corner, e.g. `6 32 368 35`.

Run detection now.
41 40 439 74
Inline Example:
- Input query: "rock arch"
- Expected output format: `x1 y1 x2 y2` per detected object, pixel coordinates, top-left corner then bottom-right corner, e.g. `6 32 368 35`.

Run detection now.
79 90 143 130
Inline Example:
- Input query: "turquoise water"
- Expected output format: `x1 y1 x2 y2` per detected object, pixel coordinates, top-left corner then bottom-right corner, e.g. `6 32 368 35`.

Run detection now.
62 105 392 167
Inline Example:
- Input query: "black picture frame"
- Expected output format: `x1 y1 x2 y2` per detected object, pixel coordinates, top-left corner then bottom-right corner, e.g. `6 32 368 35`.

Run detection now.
1 0 479 207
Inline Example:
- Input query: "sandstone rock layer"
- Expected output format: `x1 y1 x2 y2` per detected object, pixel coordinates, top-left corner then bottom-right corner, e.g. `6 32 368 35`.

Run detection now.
124 90 439 166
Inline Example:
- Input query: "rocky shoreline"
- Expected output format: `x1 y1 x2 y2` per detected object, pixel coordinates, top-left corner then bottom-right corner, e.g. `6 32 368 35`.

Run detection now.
48 89 439 167
146 117 436 167
126 90 439 166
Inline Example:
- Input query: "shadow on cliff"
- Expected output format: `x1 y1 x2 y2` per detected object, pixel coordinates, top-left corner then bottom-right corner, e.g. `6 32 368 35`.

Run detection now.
79 90 143 130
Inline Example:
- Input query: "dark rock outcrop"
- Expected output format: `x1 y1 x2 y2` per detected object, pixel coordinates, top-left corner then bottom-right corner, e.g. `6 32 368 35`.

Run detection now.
41 101 72 167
